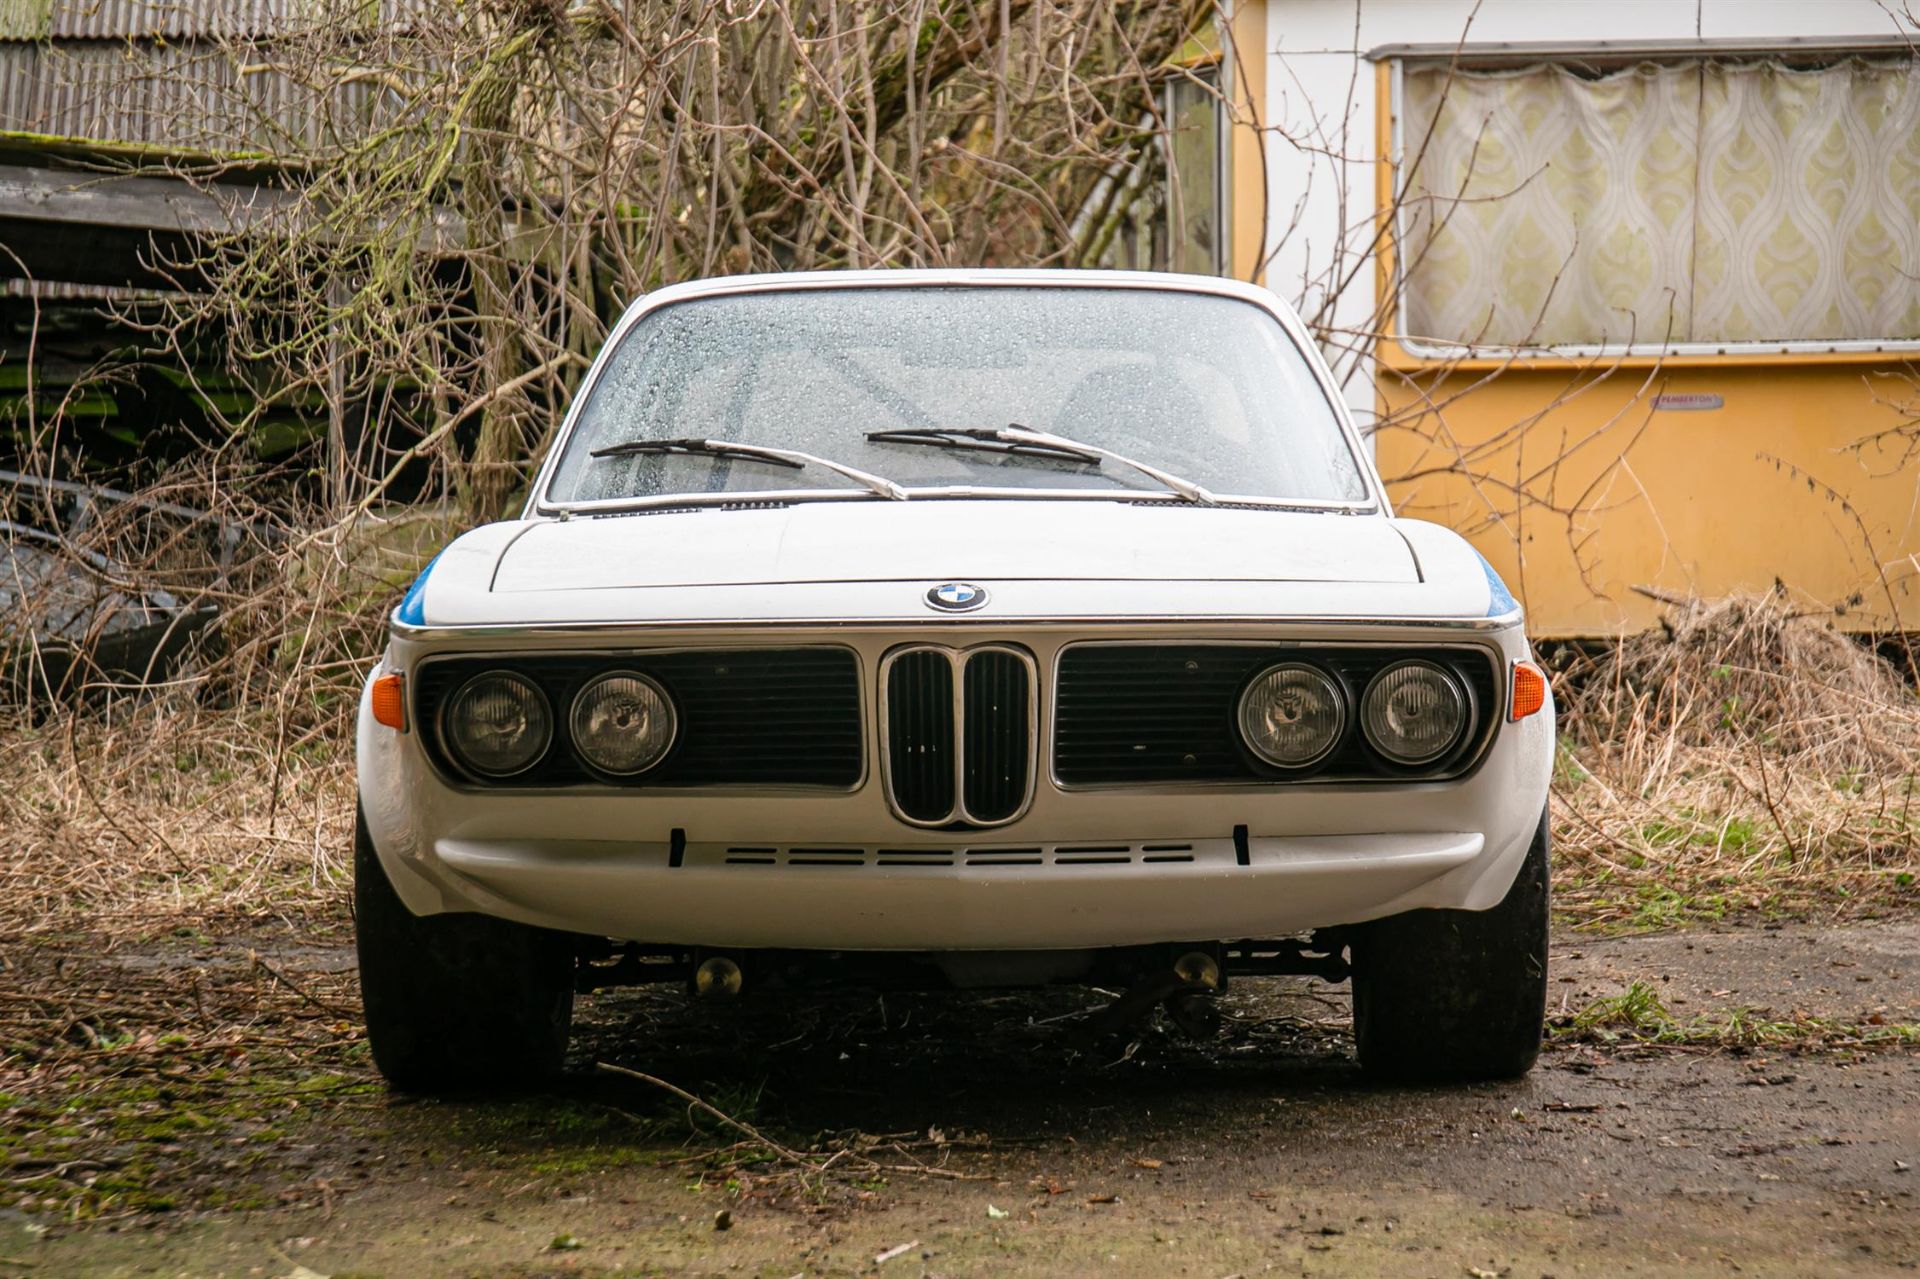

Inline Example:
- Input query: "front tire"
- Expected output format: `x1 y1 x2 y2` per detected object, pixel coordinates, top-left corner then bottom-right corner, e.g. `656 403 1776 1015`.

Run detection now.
354 806 576 1091
1349 808 1550 1082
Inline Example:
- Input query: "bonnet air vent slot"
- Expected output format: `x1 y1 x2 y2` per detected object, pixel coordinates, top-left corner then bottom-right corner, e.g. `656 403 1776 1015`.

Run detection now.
964 847 1044 865
588 507 700 519
710 842 1200 868
876 849 957 867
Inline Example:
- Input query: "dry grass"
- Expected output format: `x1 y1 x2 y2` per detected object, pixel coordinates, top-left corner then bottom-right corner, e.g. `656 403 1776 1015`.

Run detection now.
0 500 436 937
0 701 356 936
0 488 465 936
1570 593 1916 773
1551 594 1920 928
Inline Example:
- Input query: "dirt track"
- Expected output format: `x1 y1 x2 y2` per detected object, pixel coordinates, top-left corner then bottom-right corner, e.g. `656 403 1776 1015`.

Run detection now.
11 918 1920 1278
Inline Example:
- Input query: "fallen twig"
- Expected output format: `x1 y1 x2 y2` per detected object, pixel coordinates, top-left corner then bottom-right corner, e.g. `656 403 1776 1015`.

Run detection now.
595 1061 988 1181
595 1061 816 1170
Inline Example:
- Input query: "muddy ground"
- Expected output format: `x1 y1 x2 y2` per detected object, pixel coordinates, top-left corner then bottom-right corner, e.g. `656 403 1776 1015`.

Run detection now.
5 917 1918 1278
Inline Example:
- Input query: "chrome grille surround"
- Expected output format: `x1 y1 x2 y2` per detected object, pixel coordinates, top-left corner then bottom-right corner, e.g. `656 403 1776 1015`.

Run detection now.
879 643 1038 828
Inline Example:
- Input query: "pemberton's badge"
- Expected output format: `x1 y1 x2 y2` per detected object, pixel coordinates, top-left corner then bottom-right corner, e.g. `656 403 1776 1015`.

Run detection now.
926 582 988 612
1652 392 1724 411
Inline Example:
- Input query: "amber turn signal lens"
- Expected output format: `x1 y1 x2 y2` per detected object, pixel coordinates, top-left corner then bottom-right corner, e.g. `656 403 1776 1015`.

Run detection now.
371 672 407 732
1509 661 1547 721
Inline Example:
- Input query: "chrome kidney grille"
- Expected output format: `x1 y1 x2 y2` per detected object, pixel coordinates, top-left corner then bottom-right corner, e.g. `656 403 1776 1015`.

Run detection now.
882 645 1036 827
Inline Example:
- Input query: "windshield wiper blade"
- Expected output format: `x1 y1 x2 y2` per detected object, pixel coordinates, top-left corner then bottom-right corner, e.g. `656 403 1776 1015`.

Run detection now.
590 437 907 501
864 425 1216 505
592 436 803 468
865 427 1100 465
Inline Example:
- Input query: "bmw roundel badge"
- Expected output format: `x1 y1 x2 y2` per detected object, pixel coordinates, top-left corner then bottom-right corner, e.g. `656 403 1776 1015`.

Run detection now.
926 582 988 612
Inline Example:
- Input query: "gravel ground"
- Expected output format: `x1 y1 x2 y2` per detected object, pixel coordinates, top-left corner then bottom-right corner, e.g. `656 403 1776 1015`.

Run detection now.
6 918 1918 1278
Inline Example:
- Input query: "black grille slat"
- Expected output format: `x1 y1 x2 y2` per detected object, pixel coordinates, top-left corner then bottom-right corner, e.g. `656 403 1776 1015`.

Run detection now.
1054 644 1499 784
963 650 1030 823
886 650 955 821
415 647 860 788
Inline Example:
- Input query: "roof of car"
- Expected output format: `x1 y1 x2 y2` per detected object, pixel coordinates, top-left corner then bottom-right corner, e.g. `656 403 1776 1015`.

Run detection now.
627 268 1288 314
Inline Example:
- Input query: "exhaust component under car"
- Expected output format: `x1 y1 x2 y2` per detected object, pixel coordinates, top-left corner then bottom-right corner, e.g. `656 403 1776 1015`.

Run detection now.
693 954 744 999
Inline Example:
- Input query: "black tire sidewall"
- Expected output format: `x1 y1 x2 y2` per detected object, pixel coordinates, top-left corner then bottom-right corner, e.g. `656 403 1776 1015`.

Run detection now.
1350 807 1551 1082
354 804 575 1090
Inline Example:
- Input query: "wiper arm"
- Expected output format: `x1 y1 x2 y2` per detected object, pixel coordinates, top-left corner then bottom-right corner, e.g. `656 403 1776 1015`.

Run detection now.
1004 426 1215 504
865 427 1101 465
863 425 1216 505
590 437 907 501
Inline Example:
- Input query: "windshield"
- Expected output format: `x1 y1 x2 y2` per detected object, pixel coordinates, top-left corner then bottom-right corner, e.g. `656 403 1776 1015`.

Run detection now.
543 286 1371 506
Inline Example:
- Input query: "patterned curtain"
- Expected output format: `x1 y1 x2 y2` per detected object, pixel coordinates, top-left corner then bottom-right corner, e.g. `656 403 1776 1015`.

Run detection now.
1399 59 1920 348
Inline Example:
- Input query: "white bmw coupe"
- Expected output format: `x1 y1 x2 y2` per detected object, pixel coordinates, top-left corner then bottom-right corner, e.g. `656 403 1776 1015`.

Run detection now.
355 270 1555 1089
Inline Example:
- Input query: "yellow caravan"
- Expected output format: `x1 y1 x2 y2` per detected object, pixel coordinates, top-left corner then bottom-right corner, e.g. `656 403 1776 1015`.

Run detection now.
1217 1 1919 637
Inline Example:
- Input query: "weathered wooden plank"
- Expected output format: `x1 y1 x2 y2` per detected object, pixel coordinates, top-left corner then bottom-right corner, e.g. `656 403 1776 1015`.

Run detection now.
0 163 298 235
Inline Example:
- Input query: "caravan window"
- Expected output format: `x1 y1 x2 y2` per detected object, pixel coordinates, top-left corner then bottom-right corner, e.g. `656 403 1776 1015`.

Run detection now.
1395 57 1920 352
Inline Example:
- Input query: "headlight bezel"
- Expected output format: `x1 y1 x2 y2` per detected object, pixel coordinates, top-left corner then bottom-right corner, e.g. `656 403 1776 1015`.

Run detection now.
1234 660 1350 772
567 669 679 779
438 668 555 780
1359 658 1473 767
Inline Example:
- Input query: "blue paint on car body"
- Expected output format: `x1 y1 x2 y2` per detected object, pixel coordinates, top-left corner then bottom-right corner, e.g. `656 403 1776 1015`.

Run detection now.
394 551 443 627
1475 550 1519 618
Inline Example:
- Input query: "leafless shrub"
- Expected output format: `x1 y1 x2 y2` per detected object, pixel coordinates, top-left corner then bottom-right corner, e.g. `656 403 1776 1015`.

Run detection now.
1552 593 1920 926
1570 593 1919 777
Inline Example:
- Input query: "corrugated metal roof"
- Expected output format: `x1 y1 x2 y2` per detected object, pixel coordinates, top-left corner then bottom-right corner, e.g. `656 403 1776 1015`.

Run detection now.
0 0 51 42
0 39 399 150
1 0 430 43
3 0 286 42
0 2 444 163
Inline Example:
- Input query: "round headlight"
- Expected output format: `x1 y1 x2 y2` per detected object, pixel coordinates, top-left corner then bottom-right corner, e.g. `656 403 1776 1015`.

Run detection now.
569 672 676 777
1361 660 1468 765
1237 663 1347 768
442 671 551 778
